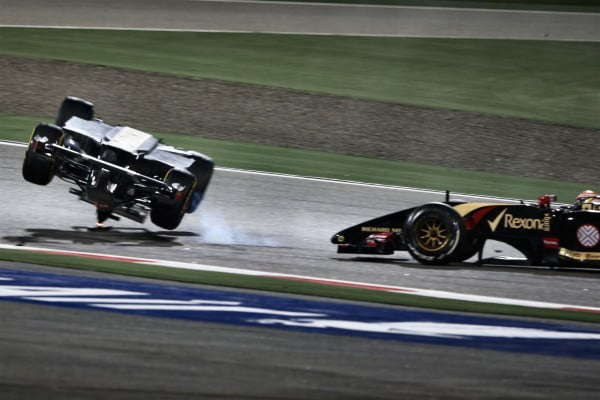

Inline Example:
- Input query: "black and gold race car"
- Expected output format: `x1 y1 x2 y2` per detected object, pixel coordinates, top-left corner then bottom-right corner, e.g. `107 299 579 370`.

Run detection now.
22 97 214 230
331 191 600 267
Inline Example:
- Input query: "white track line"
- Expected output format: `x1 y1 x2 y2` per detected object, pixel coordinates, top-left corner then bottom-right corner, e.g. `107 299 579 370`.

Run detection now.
0 140 530 202
1 243 598 313
1 25 596 42
185 1 598 15
0 140 26 148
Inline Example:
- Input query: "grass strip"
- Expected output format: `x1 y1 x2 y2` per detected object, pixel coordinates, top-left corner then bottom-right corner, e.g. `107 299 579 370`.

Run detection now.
0 248 597 323
1 113 594 201
1 28 599 128
158 130 593 201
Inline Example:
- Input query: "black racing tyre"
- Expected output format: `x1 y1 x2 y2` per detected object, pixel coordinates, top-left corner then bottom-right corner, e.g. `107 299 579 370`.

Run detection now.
403 203 465 265
150 169 197 230
186 156 214 213
56 96 94 127
22 124 63 185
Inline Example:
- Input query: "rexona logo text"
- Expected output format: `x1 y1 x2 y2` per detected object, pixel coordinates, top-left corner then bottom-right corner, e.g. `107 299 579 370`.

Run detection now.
487 208 551 232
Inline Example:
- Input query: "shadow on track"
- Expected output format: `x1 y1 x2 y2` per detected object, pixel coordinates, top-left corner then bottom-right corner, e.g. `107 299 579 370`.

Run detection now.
3 227 198 247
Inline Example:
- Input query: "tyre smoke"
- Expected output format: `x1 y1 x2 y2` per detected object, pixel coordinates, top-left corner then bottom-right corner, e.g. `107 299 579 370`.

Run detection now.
194 208 279 247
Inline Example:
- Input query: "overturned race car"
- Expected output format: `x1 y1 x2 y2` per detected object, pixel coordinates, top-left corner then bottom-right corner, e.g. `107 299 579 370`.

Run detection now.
331 191 600 268
22 97 214 230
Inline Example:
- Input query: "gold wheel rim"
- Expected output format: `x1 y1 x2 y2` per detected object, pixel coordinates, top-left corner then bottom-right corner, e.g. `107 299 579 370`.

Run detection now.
415 215 450 252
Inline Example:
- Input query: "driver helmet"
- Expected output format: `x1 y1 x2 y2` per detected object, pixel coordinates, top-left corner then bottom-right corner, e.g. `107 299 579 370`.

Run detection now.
576 190 597 200
574 189 598 207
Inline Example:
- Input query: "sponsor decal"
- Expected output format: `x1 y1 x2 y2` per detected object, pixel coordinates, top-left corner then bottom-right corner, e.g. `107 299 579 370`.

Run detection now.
2 269 600 359
577 224 600 248
487 208 551 232
360 227 402 233
487 208 507 232
504 213 551 232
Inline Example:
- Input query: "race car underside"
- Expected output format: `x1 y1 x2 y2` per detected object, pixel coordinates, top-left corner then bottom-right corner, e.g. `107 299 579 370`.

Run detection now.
22 97 214 231
50 143 176 225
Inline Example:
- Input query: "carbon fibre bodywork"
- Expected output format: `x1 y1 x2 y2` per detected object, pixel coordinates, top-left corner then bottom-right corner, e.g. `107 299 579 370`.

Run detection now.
331 196 600 268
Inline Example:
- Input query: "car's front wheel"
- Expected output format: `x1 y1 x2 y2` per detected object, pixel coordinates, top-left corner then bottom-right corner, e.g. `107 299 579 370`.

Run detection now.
403 203 465 265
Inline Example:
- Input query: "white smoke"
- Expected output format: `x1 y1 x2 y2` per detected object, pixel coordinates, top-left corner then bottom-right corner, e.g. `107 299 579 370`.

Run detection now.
195 208 279 247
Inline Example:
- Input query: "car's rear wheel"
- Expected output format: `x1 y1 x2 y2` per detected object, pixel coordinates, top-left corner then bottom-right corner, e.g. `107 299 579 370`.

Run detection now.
186 156 214 214
404 203 465 265
22 124 63 185
56 96 94 127
150 169 196 230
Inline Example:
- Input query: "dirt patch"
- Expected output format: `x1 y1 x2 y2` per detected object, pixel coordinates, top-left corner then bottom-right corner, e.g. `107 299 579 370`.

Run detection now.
1 55 597 184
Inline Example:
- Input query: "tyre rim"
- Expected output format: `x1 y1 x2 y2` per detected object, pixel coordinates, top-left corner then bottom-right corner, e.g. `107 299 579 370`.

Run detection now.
415 215 450 252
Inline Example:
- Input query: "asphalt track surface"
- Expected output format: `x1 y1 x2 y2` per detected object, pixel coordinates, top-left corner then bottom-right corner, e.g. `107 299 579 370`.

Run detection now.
2 142 600 399
1 0 599 41
2 2 600 398
3 143 599 305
